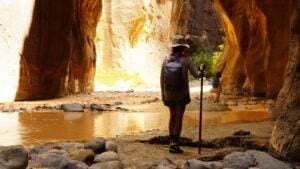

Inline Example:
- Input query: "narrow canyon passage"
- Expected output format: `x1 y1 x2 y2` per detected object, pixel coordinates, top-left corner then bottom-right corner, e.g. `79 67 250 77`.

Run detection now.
0 0 299 164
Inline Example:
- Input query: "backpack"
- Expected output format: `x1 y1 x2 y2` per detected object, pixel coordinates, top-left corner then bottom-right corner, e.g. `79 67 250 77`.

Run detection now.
163 56 185 91
212 76 220 88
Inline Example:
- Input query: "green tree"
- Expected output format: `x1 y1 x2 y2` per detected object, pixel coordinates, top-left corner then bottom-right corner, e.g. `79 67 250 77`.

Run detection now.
192 45 224 77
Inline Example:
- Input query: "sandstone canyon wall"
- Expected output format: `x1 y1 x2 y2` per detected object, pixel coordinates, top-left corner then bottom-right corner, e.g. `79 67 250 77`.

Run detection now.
95 0 172 90
170 0 223 51
215 0 290 97
215 0 299 161
68 0 102 94
15 0 102 100
0 0 222 100
269 0 300 162
94 0 223 90
0 0 35 102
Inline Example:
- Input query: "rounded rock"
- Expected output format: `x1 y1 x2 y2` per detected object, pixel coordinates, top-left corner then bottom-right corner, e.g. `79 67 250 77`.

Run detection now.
105 141 118 152
94 151 120 163
223 152 257 169
61 103 84 112
69 149 95 165
89 160 124 169
84 137 106 154
0 145 28 169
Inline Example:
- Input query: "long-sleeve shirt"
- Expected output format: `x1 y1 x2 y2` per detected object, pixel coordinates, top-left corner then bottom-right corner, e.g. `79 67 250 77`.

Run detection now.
160 55 201 103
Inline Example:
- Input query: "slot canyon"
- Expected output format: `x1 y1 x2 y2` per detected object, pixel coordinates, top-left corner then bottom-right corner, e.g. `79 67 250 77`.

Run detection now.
0 0 299 167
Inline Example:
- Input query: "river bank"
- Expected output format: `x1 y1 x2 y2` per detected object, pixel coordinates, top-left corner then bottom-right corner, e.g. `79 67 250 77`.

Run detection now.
0 90 287 168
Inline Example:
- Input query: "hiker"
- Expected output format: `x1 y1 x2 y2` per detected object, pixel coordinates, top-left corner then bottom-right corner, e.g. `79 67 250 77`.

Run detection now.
212 71 222 102
160 35 202 153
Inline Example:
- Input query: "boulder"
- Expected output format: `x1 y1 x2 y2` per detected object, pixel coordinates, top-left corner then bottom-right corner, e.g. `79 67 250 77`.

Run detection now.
105 141 118 152
91 104 106 111
223 152 257 169
84 137 106 154
247 150 293 169
94 151 120 163
41 153 89 169
69 149 95 165
183 159 223 169
61 104 84 112
0 145 28 169
68 160 89 169
52 142 84 152
41 153 70 168
89 160 124 169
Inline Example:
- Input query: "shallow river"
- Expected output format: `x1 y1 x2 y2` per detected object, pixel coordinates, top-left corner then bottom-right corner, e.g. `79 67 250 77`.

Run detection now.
0 110 270 147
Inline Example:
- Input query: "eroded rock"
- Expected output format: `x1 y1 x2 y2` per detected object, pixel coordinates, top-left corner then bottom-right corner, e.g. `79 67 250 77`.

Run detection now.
183 159 223 169
0 145 28 169
84 137 106 154
89 160 124 169
94 151 120 163
223 152 257 169
61 104 84 112
105 141 118 152
247 150 293 169
69 149 95 165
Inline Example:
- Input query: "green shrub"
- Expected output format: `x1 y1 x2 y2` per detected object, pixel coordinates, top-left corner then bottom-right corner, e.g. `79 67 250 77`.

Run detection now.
192 45 224 78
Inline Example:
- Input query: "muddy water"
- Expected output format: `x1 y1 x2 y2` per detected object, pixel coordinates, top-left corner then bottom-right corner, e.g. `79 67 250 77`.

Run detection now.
0 110 270 147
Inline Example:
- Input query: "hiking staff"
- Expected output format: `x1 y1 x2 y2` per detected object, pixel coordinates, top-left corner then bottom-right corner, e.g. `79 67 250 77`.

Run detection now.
199 64 205 154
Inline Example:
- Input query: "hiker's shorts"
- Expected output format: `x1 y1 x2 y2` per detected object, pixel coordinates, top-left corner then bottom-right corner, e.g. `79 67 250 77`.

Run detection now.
163 95 191 107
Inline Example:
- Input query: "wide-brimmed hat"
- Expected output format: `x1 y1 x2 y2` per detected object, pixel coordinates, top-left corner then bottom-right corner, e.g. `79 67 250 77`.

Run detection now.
170 35 190 48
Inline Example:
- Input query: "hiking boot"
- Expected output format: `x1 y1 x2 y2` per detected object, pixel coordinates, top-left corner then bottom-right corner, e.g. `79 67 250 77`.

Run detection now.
169 144 183 153
169 135 183 153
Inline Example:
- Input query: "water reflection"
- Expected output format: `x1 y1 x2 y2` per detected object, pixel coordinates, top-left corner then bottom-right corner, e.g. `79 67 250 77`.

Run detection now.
0 110 270 146
18 112 94 146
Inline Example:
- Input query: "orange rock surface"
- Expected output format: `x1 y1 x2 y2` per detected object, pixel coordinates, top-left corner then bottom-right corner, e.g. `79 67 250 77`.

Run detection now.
16 0 102 100
215 0 290 97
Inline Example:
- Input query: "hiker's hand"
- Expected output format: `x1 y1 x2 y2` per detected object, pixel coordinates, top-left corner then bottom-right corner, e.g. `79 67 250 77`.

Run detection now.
198 70 204 78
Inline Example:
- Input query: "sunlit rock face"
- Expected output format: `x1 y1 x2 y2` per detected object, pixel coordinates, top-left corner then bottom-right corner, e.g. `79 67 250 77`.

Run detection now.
15 0 102 100
95 0 173 90
15 0 76 101
68 0 102 94
95 0 222 90
215 0 290 97
269 0 300 162
0 0 35 102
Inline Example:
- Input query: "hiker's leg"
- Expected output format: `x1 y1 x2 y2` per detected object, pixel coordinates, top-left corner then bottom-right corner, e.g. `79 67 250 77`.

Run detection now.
168 106 177 136
173 105 185 137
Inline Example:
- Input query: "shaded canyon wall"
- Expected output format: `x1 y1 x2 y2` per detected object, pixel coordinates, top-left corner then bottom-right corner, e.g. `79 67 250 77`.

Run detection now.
215 0 299 161
269 0 300 162
170 0 223 51
215 0 290 97
15 0 102 100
